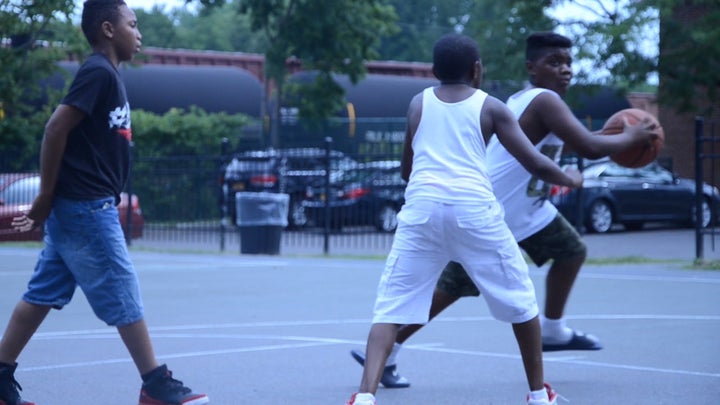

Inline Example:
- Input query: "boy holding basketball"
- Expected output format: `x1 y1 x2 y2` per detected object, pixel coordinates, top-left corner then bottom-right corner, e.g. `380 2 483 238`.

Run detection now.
346 33 583 405
350 31 659 390
0 2 208 404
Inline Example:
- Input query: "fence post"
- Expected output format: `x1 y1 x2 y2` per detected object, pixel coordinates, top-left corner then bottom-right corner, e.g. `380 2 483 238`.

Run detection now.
695 117 704 260
323 137 333 255
219 138 230 252
575 156 585 234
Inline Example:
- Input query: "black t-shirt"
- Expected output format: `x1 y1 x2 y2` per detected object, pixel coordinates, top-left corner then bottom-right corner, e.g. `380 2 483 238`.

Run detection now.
55 53 132 203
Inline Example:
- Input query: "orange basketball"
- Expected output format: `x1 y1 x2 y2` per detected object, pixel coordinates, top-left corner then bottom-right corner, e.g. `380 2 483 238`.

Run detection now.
600 108 665 168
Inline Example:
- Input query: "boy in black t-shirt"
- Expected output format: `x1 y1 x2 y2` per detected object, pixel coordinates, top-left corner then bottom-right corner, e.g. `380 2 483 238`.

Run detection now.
0 2 208 405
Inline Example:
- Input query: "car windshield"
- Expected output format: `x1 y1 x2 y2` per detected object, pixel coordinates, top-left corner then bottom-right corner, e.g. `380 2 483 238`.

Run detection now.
583 161 674 183
226 158 275 173
635 163 674 182
0 176 39 204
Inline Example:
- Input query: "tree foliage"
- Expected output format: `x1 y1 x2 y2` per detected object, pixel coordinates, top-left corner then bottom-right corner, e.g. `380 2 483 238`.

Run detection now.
464 1 555 83
549 0 658 92
130 107 251 157
134 2 267 53
237 0 397 131
656 0 719 114
374 0 474 63
0 0 84 170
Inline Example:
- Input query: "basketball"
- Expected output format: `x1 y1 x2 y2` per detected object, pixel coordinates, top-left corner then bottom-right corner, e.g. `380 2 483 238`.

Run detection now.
600 108 665 168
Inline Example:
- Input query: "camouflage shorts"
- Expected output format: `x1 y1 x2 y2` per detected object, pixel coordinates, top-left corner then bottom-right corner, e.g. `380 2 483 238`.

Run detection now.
436 261 481 297
518 213 586 267
436 214 586 297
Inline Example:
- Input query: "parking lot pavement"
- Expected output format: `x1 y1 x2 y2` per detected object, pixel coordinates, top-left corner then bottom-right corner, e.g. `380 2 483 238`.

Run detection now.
0 246 718 404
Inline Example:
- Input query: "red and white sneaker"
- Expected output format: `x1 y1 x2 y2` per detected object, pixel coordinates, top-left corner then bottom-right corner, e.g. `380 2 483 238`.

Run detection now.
138 365 208 405
527 383 558 405
346 392 376 405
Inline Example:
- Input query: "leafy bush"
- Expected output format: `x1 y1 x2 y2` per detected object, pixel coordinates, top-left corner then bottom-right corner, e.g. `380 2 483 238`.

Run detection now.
129 107 252 223
131 106 250 156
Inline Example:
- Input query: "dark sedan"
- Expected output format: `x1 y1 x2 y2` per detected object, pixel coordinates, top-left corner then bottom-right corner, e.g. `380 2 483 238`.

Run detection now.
303 161 406 232
550 159 720 233
0 173 144 242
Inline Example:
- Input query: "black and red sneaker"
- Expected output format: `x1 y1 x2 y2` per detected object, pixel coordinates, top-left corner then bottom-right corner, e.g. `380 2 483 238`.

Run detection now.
138 364 208 405
0 362 34 405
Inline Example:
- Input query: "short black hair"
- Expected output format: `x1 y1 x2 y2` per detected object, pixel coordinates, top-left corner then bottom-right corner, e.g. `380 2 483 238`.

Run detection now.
432 34 480 82
526 32 572 62
81 0 126 45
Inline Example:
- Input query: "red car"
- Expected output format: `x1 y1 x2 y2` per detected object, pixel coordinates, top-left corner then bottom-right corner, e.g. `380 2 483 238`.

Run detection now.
0 173 143 242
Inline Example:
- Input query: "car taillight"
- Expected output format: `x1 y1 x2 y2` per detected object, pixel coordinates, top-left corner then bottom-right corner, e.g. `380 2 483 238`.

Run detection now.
341 187 370 200
549 185 570 197
250 174 278 187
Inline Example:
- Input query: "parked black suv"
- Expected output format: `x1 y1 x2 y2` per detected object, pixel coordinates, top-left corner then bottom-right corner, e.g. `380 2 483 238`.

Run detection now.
222 148 357 228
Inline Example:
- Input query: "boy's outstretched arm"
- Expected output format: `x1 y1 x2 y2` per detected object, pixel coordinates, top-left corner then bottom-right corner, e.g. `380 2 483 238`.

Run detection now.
483 97 582 189
526 92 658 159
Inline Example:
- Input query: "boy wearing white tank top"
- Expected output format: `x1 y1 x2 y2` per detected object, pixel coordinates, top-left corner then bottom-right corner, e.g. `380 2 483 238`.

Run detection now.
346 33 583 405
349 32 658 399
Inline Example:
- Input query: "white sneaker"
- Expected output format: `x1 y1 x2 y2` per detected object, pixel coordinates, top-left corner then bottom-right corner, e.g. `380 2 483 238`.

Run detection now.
526 383 558 405
346 392 376 405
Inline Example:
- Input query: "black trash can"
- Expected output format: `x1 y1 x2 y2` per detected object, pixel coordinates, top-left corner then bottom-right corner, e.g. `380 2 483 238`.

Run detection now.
236 192 289 254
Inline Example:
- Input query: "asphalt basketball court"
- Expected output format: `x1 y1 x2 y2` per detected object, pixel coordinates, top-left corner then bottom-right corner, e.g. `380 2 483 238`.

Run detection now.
0 245 718 404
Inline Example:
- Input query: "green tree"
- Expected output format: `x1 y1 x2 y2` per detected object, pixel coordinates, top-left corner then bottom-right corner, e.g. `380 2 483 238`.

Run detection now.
657 0 719 114
0 0 83 171
133 6 179 49
175 1 267 53
375 0 475 63
549 0 658 90
235 0 397 145
464 1 554 83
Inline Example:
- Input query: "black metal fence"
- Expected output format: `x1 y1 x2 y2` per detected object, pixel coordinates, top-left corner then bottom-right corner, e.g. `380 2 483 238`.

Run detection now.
129 139 403 256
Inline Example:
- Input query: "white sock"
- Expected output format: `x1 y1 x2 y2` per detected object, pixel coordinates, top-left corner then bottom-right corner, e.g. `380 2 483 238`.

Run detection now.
541 315 573 344
385 342 402 366
354 392 375 402
528 387 549 401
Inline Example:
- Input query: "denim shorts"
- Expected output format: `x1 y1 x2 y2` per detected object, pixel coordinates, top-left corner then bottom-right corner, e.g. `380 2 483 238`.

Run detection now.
23 197 144 327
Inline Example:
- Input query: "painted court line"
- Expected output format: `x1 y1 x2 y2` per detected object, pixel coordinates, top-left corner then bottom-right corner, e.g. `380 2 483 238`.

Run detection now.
20 332 719 380
29 313 720 340
20 341 334 372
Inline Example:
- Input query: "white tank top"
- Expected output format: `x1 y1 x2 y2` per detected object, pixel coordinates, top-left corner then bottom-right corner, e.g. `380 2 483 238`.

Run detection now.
403 87 496 204
486 87 564 241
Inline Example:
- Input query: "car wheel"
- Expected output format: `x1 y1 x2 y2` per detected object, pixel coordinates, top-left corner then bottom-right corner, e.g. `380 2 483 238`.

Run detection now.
288 198 307 228
623 221 644 231
586 200 614 233
690 197 712 228
376 205 399 232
